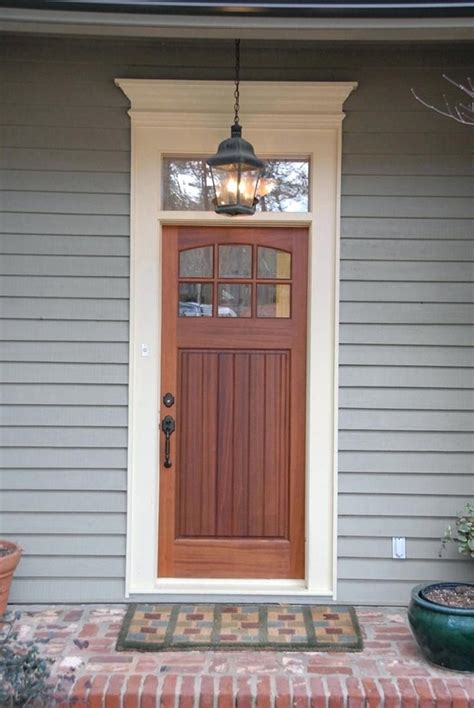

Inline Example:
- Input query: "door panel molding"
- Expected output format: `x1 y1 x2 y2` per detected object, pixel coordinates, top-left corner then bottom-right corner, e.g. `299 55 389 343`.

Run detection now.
116 80 356 598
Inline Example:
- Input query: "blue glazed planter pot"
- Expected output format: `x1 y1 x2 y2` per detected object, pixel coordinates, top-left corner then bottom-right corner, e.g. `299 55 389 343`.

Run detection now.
408 583 474 672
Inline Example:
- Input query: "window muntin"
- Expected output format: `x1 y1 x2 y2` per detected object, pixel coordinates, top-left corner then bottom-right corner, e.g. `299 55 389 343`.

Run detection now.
178 243 293 319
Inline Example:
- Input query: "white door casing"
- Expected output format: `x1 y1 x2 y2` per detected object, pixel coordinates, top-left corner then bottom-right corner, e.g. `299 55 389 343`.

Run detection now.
115 79 357 597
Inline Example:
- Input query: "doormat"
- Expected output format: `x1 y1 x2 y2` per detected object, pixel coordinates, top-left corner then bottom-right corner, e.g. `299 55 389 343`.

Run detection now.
116 603 363 652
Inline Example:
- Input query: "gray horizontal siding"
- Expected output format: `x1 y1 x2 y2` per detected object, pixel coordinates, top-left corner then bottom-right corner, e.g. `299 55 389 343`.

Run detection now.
339 367 473 388
342 176 474 198
341 217 472 238
0 363 128 383
2 490 126 512
341 240 473 261
0 512 126 534
339 559 471 582
0 468 127 489
1 192 130 215
0 276 129 298
0 384 128 405
0 342 129 362
1 298 129 319
1 33 472 605
1 428 127 447
341 261 473 281
0 449 127 468
9 579 125 603
0 214 130 236
0 125 130 151
339 537 461 560
338 495 470 516
342 155 473 177
8 534 126 555
341 282 473 302
339 44 473 603
339 452 472 473
340 325 473 345
340 388 474 410
0 170 130 193
339 345 474 367
0 148 130 172
339 410 474 431
0 235 130 256
0 321 128 340
15 556 125 578
340 474 474 494
1 405 127 425
339 516 473 538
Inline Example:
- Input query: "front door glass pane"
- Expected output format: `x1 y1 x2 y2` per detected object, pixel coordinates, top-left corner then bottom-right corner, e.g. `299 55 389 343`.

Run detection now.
179 246 213 278
257 284 291 318
257 247 291 279
218 284 251 317
179 283 213 316
219 245 252 278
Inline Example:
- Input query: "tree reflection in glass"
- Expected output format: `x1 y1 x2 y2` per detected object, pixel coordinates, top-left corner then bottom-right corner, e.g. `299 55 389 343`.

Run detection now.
162 158 309 212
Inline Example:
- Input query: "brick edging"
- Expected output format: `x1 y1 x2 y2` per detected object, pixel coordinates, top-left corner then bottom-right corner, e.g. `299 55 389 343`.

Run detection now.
58 673 474 707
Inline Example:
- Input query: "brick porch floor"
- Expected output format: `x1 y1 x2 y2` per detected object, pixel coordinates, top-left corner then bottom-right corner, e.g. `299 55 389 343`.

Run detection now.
7 604 474 706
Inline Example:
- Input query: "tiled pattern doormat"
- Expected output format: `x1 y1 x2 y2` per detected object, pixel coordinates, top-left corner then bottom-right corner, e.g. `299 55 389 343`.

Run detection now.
116 604 363 652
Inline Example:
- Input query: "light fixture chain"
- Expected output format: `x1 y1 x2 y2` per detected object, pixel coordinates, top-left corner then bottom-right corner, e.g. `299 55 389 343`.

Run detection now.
233 39 240 126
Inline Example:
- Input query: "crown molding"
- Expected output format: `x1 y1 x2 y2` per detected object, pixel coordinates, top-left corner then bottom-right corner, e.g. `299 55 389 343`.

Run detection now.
115 80 357 124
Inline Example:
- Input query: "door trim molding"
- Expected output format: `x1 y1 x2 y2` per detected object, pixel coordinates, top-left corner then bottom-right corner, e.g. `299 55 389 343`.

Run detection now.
116 79 357 598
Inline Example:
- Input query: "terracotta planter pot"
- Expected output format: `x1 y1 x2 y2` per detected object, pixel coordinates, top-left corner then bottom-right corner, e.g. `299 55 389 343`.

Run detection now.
0 541 22 615
408 582 474 672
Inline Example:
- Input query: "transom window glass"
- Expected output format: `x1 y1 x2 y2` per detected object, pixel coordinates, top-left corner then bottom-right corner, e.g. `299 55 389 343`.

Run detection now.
178 244 291 319
163 158 309 212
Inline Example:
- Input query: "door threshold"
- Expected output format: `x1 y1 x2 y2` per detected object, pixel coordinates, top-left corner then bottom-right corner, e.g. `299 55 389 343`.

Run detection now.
151 579 310 595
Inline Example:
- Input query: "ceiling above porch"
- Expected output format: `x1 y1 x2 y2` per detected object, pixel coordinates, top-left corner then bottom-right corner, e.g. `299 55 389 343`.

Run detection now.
0 0 473 40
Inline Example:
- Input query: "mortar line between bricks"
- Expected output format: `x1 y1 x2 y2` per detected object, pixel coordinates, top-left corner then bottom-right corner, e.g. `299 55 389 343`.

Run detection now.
288 674 294 708
322 676 330 708
232 674 238 708
193 674 200 708
270 673 277 708
175 674 184 708
194 674 202 708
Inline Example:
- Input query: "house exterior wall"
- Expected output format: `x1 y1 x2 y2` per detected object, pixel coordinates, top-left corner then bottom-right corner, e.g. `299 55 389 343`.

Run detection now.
0 35 472 605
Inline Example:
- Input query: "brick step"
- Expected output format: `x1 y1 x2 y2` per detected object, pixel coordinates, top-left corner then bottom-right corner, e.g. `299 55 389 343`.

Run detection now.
58 673 473 707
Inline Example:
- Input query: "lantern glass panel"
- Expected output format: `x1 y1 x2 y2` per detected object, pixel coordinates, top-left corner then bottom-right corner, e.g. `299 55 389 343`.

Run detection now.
210 165 260 210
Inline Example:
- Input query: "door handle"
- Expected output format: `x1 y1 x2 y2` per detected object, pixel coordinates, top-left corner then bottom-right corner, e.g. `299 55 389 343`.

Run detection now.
161 415 175 468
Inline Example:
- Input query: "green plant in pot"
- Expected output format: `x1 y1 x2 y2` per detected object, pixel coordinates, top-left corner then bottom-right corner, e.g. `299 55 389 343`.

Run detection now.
408 502 474 672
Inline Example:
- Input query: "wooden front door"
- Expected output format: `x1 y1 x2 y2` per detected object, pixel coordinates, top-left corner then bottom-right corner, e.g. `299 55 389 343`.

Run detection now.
158 226 308 579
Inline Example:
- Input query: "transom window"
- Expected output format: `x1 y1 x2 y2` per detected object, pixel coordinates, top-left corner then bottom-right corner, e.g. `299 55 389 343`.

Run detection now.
163 158 310 212
178 244 292 318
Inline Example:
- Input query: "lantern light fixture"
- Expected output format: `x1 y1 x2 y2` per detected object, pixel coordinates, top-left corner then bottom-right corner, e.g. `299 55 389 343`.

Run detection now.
207 39 265 216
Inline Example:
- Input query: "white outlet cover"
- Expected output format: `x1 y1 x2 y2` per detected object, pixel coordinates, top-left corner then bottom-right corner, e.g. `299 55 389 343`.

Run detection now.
392 537 406 559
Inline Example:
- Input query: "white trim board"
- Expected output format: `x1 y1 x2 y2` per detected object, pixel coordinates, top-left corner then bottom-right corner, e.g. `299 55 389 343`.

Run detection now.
116 79 356 598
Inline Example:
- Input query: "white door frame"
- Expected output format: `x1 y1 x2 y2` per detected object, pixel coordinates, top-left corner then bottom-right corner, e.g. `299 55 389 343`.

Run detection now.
115 79 356 598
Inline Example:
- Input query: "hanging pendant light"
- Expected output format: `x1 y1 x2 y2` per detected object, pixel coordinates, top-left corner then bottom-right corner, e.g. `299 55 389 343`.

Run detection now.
207 39 265 216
